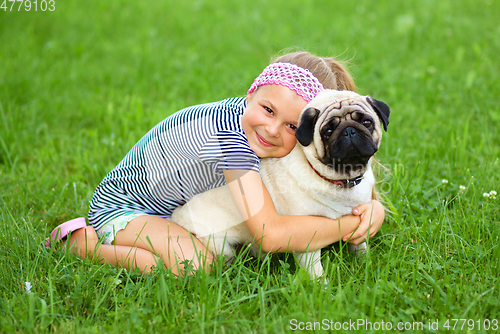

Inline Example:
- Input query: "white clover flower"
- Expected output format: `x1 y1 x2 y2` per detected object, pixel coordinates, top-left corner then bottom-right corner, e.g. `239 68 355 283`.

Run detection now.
490 190 497 196
459 185 466 190
442 179 449 184
483 193 490 198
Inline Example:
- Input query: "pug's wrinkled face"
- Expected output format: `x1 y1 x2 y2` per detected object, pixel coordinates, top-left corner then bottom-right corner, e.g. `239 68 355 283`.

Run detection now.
295 90 390 178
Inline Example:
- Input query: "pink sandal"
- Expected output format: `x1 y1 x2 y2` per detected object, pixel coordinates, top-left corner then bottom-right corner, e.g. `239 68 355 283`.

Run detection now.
44 217 87 248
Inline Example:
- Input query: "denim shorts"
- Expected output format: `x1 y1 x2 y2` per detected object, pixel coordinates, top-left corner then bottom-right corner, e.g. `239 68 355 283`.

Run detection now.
96 212 147 245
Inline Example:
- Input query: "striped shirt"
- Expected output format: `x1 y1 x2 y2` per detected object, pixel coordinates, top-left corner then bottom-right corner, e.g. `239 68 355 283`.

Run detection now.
88 97 259 230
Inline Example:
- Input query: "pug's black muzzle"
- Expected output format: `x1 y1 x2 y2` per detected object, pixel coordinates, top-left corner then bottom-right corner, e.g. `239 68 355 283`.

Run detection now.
322 125 378 174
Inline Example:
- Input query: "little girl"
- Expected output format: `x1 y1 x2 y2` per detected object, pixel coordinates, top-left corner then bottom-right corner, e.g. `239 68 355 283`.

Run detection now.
47 51 385 275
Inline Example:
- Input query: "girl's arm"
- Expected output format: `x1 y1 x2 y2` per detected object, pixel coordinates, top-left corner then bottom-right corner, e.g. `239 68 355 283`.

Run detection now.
343 200 385 245
223 169 362 253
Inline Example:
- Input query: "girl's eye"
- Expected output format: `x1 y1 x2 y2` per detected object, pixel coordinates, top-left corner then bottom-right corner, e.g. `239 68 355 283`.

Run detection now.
288 124 297 131
362 119 373 128
264 106 274 115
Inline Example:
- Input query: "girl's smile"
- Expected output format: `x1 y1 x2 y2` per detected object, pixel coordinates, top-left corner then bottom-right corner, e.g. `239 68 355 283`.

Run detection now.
256 132 275 147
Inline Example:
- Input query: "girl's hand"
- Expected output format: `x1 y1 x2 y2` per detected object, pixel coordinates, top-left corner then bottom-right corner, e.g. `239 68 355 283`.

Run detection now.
342 200 385 245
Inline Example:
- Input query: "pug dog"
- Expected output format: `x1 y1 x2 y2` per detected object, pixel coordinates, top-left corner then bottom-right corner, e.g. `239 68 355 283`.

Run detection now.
170 89 390 279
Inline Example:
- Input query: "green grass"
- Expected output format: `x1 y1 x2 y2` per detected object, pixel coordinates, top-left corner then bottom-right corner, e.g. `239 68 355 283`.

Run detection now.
1 0 499 332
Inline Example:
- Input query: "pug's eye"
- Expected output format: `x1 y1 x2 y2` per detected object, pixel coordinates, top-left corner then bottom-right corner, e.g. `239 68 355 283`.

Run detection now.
362 119 373 128
323 129 333 138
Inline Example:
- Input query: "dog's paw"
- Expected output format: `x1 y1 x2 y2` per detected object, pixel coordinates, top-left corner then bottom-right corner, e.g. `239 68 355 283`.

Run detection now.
348 242 367 255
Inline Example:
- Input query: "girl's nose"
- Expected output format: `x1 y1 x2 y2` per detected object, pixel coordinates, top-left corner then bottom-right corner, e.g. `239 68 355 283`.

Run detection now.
266 121 280 137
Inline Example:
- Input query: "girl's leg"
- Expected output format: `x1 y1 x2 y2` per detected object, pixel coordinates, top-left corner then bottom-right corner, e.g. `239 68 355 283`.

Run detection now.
68 226 160 273
113 215 213 276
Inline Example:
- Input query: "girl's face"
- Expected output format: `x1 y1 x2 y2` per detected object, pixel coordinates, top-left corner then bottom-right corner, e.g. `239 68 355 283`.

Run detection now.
242 85 307 158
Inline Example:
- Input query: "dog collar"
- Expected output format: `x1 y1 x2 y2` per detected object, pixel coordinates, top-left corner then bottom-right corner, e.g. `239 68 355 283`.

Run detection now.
307 161 364 188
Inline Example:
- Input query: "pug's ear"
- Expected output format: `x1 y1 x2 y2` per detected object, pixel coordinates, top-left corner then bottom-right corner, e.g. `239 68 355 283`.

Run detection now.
367 96 390 132
295 107 320 146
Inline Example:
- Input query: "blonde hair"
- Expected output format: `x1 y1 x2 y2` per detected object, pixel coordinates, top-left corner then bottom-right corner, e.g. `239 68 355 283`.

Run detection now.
271 51 356 92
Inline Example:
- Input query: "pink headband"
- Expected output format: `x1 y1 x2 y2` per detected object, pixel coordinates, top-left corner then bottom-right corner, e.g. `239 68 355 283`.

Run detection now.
247 62 325 103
